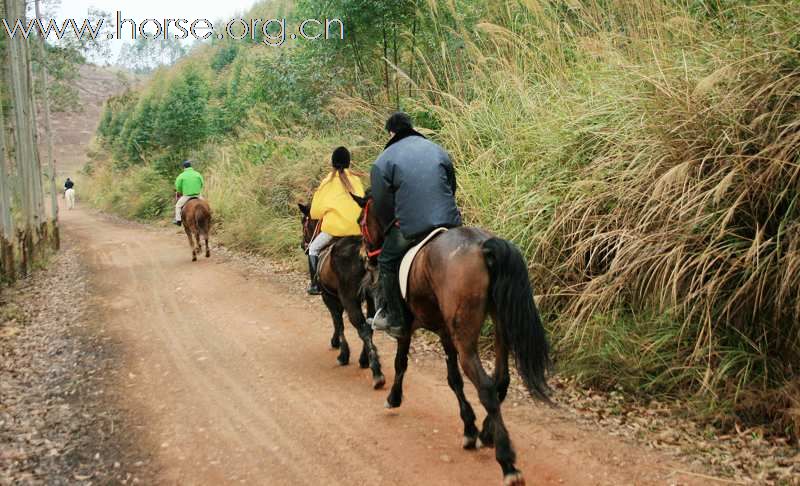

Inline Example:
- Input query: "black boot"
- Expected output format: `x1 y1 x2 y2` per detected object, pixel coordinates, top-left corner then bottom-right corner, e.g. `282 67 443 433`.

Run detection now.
369 270 408 339
307 255 322 295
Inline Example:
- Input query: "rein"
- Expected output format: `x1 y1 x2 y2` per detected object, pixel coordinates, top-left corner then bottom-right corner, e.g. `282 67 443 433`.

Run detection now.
302 217 322 251
359 199 382 259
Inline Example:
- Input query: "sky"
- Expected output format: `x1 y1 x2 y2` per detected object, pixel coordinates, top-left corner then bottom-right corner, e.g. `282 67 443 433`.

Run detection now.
51 0 262 62
54 0 261 27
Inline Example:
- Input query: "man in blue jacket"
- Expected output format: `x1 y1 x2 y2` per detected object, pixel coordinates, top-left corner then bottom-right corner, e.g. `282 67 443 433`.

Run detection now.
368 112 462 339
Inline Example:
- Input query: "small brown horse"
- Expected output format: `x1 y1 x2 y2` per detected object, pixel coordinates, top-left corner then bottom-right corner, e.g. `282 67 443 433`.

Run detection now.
182 198 211 261
352 193 551 486
298 203 385 389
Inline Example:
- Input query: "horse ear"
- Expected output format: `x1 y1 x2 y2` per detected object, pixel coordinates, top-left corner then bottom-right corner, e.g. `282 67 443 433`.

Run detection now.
350 193 368 208
298 203 310 215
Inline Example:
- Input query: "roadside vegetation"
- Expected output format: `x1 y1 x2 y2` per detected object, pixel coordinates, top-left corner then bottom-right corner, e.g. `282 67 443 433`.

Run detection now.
87 0 800 440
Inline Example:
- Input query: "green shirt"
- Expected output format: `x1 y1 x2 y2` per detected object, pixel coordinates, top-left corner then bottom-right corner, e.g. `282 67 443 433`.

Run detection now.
175 167 204 196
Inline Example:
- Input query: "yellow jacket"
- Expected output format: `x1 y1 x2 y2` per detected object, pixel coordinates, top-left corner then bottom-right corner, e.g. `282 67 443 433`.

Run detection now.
310 169 365 236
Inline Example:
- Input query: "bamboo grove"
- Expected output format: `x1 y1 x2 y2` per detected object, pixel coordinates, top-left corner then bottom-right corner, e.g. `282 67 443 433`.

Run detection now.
0 0 60 282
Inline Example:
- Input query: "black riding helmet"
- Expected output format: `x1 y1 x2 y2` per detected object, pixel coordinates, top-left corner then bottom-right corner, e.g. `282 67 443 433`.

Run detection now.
331 146 350 170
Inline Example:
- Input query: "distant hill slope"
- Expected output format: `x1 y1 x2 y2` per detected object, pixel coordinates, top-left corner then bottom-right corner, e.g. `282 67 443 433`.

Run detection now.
42 65 136 179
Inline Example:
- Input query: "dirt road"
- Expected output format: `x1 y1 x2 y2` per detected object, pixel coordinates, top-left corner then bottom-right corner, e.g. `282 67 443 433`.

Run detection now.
55 204 710 486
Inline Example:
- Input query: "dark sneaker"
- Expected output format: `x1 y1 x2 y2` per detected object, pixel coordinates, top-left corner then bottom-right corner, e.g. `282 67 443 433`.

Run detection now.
307 284 322 295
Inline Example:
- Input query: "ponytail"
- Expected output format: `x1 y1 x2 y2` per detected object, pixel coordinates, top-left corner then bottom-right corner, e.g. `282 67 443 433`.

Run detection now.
337 168 356 195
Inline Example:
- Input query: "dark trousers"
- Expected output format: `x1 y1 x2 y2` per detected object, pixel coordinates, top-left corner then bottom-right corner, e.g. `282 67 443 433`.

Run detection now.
378 226 416 274
376 226 416 327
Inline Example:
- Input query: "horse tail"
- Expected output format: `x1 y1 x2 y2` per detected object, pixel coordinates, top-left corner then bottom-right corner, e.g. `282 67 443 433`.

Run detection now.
195 202 211 236
482 237 551 402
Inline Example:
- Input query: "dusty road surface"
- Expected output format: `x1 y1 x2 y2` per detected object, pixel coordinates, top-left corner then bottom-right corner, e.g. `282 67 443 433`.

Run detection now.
54 204 712 486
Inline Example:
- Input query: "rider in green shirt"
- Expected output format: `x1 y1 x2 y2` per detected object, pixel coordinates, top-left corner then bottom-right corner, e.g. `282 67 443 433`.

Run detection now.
174 160 204 226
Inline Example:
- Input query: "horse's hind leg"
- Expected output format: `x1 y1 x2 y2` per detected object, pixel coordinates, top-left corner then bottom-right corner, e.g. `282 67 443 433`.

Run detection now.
441 334 479 449
184 228 197 261
459 346 523 485
322 293 349 365
344 298 384 389
480 316 511 447
204 233 210 258
343 299 370 369
194 230 202 256
385 334 411 408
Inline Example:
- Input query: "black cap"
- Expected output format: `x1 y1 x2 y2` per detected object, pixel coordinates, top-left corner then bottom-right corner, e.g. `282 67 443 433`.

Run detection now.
182 160 192 168
385 112 413 133
331 146 351 169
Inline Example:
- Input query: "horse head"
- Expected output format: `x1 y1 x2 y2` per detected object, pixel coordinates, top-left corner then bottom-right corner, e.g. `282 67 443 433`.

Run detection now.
297 203 318 250
350 191 384 265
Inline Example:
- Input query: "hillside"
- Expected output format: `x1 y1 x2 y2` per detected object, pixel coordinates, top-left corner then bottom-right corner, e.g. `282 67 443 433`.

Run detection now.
44 65 135 179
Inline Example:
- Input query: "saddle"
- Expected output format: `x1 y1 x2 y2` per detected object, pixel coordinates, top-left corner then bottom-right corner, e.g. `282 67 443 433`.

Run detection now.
315 240 338 295
399 228 449 299
317 243 334 279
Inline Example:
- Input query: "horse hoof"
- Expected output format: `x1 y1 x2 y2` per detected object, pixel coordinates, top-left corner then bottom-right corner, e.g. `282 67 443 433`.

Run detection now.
385 394 401 408
337 357 349 366
373 376 385 390
192 256 197 262
462 435 478 450
330 341 340 349
503 472 525 486
478 437 494 448
205 252 210 258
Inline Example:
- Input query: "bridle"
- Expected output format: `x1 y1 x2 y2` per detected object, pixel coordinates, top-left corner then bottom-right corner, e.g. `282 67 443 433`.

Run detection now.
359 199 382 259
302 215 322 251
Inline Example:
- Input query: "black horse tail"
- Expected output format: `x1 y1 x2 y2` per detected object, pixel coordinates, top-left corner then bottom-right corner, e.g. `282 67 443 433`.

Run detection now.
482 237 552 402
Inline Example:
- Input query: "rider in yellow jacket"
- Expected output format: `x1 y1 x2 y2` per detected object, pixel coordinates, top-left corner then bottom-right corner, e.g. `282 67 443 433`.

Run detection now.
306 146 365 294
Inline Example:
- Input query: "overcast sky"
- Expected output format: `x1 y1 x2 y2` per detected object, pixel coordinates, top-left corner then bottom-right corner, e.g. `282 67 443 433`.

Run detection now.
54 0 261 26
49 0 261 62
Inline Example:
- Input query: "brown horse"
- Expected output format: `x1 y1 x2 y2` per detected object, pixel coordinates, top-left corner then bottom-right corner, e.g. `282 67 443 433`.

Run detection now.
298 203 385 389
352 193 551 486
182 198 211 261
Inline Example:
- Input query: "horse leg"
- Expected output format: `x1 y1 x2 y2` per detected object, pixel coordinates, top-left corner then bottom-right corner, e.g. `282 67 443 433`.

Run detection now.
441 334 479 449
184 227 196 261
194 230 202 256
322 291 341 349
460 347 523 486
480 318 512 448
343 297 370 369
366 294 376 319
204 233 210 258
344 299 384 389
385 334 411 408
322 292 348 365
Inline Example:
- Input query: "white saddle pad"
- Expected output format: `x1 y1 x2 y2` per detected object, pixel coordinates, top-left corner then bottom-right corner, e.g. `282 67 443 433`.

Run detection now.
399 228 448 300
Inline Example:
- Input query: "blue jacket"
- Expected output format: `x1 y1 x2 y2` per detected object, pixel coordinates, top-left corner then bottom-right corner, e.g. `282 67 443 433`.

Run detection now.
370 133 462 239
